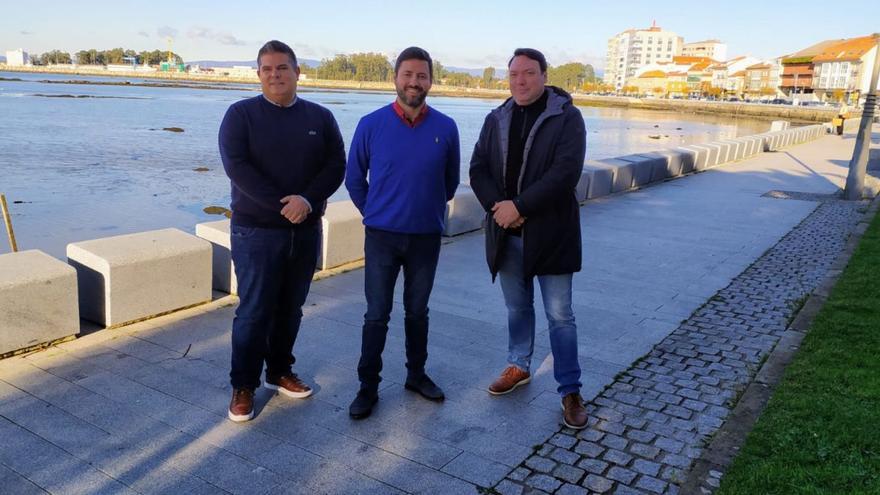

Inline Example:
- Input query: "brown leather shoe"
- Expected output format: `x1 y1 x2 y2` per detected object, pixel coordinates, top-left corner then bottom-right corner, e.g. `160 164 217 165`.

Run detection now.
488 366 531 395
228 388 254 422
265 373 313 399
561 392 588 430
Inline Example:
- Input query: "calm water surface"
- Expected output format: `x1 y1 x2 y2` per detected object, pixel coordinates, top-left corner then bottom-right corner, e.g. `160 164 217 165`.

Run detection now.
0 71 771 257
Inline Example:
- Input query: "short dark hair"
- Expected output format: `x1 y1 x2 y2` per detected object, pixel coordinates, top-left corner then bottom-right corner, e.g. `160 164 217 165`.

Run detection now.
508 48 547 73
395 46 433 81
257 40 298 69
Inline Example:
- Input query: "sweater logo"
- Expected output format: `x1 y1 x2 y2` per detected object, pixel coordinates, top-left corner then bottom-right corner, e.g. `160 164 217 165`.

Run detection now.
435 137 439 143
309 130 317 135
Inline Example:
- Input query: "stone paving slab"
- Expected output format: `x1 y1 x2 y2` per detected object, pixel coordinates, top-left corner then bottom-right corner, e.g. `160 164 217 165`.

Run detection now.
0 129 874 494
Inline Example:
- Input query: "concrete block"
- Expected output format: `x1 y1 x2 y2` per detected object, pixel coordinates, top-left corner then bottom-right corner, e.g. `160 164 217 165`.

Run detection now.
674 147 698 174
320 200 365 270
0 250 79 355
195 220 236 295
616 154 659 187
576 169 591 203
736 137 755 158
596 158 635 192
444 185 484 236
643 151 679 182
770 120 790 131
767 132 783 151
581 162 615 199
722 140 744 161
653 150 684 180
67 228 212 327
688 144 718 170
710 141 734 164
756 132 773 151
746 136 763 156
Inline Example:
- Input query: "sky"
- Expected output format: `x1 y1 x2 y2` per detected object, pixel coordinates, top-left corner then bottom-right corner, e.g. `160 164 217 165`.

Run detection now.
2 0 877 70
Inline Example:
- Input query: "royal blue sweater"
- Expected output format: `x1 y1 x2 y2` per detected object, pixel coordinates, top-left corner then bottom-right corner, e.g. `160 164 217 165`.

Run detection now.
345 104 460 234
219 96 346 228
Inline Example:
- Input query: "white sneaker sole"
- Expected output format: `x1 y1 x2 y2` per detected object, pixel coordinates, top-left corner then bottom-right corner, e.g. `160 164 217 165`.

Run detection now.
228 409 253 422
264 382 313 399
488 376 531 396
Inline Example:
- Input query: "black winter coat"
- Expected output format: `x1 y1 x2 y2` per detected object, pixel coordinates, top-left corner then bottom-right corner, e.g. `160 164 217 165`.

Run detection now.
469 86 586 279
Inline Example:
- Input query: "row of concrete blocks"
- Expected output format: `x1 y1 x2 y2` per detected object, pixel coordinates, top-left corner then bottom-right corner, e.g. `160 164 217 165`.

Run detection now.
575 124 826 201
0 126 826 356
0 188 484 356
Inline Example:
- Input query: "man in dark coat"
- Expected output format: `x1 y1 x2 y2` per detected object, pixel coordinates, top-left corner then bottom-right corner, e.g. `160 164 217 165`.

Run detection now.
469 48 588 429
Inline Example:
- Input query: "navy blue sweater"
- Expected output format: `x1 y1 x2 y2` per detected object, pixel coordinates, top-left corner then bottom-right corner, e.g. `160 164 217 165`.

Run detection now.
345 104 460 234
219 96 346 228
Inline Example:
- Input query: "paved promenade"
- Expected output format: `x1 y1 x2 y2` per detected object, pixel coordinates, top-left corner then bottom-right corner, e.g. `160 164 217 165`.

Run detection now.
1 127 877 494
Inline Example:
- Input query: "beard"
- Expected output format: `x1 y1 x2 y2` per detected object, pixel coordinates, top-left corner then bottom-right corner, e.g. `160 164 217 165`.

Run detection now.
396 85 427 108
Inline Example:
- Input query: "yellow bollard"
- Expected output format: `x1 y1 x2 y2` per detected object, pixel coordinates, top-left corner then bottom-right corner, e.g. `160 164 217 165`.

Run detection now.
1 194 18 252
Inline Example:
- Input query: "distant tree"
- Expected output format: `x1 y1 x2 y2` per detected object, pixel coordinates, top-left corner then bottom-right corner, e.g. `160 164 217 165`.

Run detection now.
433 60 448 81
318 54 355 80
482 66 496 87
38 50 72 65
583 64 596 83
445 71 478 88
349 52 392 82
547 63 589 91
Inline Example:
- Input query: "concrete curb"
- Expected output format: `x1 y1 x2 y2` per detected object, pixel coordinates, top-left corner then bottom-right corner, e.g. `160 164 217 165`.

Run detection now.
679 192 880 494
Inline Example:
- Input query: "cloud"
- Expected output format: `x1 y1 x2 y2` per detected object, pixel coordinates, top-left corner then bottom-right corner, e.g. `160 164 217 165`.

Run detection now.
20 30 33 35
138 31 150 38
157 26 178 38
187 26 246 46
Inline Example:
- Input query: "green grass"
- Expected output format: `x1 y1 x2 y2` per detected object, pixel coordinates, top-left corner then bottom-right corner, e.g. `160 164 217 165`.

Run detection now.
718 208 880 495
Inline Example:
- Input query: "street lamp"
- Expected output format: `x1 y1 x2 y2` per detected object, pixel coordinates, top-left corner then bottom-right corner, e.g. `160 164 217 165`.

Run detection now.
844 33 880 200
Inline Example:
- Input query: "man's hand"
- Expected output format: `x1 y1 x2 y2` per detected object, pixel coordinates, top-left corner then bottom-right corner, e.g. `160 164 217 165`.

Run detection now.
492 200 522 229
280 195 311 224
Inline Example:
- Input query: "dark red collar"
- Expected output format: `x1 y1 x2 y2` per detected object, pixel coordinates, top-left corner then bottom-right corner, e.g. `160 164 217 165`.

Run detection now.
392 100 429 128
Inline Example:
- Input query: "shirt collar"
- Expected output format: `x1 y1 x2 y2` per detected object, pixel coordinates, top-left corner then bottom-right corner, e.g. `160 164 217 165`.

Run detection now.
392 100 429 128
263 94 297 108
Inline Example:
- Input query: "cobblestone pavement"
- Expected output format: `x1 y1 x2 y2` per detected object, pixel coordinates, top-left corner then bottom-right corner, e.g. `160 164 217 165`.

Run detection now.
493 197 868 495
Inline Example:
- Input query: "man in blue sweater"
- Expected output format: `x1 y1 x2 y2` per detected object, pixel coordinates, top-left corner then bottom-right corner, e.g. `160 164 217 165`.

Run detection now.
345 47 460 419
219 40 346 422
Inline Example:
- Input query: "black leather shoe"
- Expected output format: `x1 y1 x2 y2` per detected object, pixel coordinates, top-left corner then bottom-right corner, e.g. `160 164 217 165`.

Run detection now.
404 374 445 402
349 389 378 419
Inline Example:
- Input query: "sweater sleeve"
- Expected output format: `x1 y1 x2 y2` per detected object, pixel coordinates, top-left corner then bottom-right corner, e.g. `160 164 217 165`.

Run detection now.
469 114 504 211
218 104 285 212
301 110 346 208
345 118 370 214
445 121 461 201
513 108 585 217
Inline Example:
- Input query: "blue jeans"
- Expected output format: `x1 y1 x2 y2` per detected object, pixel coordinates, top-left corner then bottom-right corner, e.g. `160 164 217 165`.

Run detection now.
358 227 441 390
229 224 319 389
498 236 581 396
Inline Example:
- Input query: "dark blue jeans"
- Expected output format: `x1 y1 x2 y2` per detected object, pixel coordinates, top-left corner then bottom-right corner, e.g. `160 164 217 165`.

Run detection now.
358 227 441 390
229 224 319 389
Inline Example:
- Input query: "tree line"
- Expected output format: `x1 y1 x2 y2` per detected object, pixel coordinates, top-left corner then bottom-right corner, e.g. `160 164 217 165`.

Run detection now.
28 48 183 66
310 53 598 92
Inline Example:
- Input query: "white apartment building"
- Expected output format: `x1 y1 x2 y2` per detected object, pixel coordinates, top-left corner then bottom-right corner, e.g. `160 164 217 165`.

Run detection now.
604 23 683 90
709 56 761 91
5 49 30 66
682 40 728 62
811 36 879 102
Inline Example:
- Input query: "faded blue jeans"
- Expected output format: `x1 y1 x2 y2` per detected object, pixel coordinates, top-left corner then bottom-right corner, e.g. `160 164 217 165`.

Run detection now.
498 236 582 396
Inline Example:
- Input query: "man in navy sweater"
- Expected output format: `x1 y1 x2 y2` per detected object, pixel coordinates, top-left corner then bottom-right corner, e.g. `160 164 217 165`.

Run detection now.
345 47 460 419
219 40 346 422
